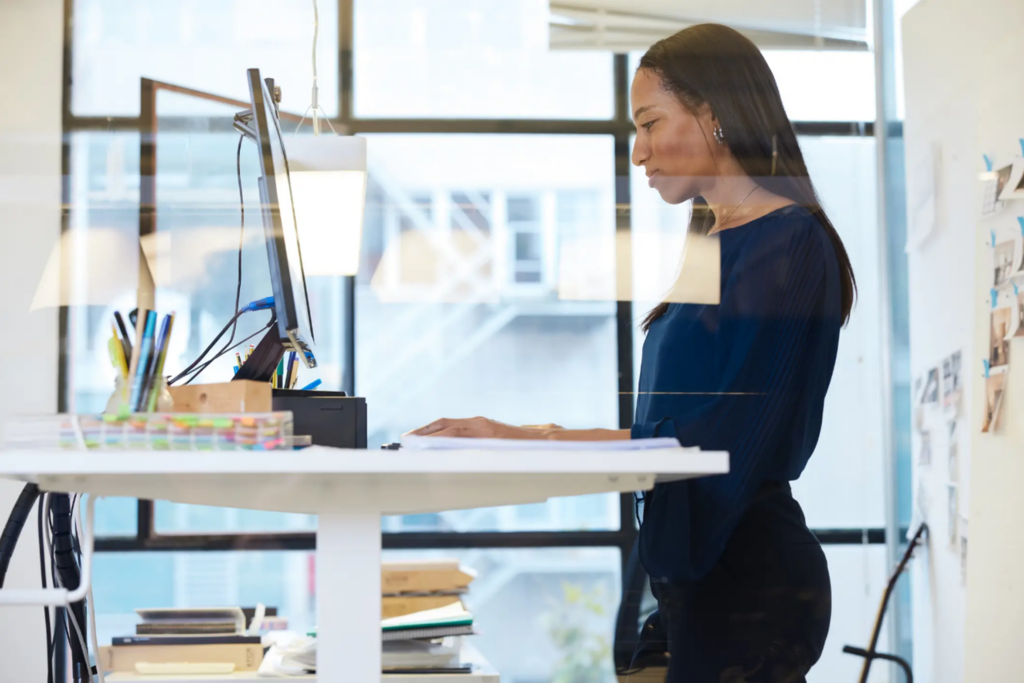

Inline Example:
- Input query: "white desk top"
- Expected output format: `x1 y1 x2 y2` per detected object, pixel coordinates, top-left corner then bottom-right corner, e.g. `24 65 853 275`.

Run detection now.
0 446 728 514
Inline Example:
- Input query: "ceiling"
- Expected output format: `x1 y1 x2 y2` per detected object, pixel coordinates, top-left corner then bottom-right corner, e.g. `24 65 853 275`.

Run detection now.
549 0 869 51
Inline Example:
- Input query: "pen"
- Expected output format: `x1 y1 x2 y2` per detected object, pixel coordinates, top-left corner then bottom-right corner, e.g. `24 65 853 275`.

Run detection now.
114 311 133 360
129 310 157 412
300 379 322 391
145 313 175 412
124 308 149 412
289 356 299 389
276 357 285 389
284 351 296 390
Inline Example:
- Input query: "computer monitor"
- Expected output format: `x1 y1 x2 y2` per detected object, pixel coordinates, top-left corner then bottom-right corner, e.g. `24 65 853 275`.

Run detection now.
247 68 316 367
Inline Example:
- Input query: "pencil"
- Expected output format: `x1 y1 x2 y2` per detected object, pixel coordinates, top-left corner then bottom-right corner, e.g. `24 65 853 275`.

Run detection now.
146 313 175 412
235 352 243 368
284 351 296 390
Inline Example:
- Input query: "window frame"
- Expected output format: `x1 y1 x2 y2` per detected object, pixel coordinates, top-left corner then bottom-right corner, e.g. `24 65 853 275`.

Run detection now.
59 0 886 566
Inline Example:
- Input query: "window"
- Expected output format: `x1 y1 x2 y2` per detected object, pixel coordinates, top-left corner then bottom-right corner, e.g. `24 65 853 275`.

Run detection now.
62 2 892 679
72 0 339 117
353 0 614 119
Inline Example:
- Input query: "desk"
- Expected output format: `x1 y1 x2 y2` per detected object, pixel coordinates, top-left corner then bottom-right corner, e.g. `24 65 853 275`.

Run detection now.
0 446 728 682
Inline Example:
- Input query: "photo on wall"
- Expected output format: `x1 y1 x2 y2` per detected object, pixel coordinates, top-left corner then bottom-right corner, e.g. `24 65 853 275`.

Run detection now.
997 158 1024 201
993 239 1019 287
947 484 958 546
918 431 932 466
1012 291 1024 338
922 367 940 404
942 351 963 414
990 308 1011 370
995 163 1014 202
982 372 1007 433
947 420 958 481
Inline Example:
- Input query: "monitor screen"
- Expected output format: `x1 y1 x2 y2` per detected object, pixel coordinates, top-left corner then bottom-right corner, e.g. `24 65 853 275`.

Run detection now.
247 68 315 358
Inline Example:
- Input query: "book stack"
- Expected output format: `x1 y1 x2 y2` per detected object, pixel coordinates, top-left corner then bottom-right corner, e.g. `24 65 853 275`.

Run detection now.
381 559 476 619
99 607 265 675
381 559 478 674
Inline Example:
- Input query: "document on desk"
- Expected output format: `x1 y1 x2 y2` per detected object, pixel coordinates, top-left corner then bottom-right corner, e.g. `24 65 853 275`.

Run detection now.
400 435 687 451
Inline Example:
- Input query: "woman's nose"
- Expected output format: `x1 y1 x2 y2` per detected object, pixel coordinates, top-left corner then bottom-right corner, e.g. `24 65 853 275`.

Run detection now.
632 139 647 167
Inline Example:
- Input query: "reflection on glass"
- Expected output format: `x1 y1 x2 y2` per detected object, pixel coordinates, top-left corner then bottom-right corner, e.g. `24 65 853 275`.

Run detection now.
92 548 621 682
72 0 339 117
629 135 884 529
354 0 613 119
627 50 875 123
358 133 620 533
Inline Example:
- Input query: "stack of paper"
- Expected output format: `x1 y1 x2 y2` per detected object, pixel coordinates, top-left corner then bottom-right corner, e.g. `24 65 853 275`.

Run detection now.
400 435 683 451
257 603 477 676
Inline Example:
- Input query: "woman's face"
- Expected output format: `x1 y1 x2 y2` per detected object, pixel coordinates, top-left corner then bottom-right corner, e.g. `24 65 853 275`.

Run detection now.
630 68 719 205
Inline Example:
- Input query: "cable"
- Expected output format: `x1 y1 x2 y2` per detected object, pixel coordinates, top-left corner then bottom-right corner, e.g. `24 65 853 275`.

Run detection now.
38 494 54 683
182 315 276 385
168 308 246 385
222 134 246 356
76 497 105 683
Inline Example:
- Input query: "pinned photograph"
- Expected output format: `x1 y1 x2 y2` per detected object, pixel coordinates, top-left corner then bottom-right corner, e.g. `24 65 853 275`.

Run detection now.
918 432 932 466
982 372 1006 433
990 308 1011 370
997 158 1024 201
961 535 969 587
947 422 958 481
942 352 963 414
922 368 940 404
947 484 958 546
995 163 1014 202
993 239 1019 287
1012 291 1024 338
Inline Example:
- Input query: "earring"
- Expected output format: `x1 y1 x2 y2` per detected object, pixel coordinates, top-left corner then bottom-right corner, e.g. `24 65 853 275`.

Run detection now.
713 126 726 145
771 134 779 176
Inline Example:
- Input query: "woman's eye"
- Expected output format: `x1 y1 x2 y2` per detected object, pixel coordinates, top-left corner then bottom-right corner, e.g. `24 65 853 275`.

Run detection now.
642 120 656 131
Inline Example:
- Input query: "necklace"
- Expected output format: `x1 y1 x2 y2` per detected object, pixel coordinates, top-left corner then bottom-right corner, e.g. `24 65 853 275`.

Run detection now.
710 186 760 234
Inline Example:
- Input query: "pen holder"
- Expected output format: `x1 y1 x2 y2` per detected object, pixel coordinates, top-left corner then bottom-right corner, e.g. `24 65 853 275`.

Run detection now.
104 375 174 415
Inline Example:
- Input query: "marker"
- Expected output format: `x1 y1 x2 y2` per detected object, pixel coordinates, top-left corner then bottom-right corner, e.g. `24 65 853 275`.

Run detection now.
276 357 285 389
300 379 322 391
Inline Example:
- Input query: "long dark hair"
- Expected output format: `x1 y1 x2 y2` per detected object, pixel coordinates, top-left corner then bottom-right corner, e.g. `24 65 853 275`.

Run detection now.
637 24 856 331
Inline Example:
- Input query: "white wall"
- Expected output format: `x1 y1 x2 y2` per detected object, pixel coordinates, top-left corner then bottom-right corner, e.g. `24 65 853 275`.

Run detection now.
903 0 1024 680
0 0 64 679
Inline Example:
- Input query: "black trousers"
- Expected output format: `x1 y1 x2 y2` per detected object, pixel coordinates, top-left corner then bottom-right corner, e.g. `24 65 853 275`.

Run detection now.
651 481 831 683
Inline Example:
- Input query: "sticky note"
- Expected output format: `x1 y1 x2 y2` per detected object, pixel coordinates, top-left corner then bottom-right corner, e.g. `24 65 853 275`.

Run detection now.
984 155 993 172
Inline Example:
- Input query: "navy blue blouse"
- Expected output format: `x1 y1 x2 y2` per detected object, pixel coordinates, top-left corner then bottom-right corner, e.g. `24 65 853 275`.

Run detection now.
632 204 842 582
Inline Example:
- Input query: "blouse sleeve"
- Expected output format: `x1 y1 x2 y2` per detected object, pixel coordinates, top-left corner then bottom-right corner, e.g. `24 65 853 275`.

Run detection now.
632 220 827 581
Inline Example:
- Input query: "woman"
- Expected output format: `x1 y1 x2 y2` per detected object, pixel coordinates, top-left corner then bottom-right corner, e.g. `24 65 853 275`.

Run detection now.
411 24 853 682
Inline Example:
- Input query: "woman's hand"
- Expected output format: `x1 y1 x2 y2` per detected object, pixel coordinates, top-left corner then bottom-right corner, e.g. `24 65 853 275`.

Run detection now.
406 416 548 440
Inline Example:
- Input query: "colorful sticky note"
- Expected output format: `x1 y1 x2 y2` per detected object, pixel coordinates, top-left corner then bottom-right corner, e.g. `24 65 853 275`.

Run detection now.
984 155 993 172
992 288 999 308
983 359 991 378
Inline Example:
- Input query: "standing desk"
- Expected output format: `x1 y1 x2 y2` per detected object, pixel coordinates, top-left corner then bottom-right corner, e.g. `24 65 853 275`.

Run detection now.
0 446 728 682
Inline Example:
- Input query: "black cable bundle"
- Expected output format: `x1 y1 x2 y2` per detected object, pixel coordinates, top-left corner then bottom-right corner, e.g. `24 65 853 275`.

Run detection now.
50 493 91 682
0 483 39 588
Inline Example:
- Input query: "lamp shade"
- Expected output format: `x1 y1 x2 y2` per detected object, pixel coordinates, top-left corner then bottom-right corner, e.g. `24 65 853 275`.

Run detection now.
285 135 368 277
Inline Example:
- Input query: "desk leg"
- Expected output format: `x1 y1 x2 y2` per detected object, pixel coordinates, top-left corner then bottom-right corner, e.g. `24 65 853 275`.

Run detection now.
317 508 381 682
